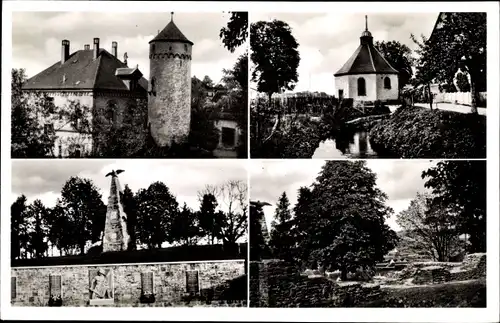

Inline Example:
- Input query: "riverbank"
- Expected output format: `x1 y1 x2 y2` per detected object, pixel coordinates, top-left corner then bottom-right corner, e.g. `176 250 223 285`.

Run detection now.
369 106 486 158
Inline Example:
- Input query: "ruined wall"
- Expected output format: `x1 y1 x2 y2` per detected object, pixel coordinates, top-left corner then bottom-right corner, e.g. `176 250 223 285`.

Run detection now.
11 260 245 307
148 41 192 147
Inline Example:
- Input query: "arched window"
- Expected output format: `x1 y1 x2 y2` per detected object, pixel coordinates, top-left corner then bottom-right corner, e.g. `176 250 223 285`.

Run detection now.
106 100 118 124
384 77 391 89
357 77 366 96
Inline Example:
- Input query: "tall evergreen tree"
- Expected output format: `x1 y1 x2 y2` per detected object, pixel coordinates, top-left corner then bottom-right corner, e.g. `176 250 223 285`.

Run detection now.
11 195 29 259
198 193 220 244
269 192 294 262
26 199 50 258
121 184 138 250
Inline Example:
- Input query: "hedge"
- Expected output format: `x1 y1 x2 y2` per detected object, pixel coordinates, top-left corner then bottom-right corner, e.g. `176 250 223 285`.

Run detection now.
369 106 486 158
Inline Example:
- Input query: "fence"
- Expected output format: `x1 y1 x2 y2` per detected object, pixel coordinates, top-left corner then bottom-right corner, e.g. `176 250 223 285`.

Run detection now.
434 92 487 106
251 96 339 116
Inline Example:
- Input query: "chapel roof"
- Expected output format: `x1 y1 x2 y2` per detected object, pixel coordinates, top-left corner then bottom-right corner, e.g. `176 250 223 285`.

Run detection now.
334 16 399 77
149 14 193 45
22 48 148 93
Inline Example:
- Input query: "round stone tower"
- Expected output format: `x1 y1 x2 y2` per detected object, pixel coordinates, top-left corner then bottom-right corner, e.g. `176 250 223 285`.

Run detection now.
148 13 193 147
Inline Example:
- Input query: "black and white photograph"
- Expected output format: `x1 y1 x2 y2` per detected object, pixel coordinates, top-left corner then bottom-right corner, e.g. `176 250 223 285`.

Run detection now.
11 11 248 158
10 160 248 307
250 160 487 307
250 13 487 159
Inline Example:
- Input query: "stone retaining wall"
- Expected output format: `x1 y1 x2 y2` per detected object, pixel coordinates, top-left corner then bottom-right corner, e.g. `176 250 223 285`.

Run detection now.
11 259 245 307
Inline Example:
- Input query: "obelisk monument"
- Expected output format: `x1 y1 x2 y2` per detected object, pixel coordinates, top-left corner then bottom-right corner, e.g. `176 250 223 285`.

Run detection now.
102 169 130 252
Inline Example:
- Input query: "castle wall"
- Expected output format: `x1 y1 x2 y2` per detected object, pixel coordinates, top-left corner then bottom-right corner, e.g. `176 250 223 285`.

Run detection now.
11 259 245 307
148 41 192 147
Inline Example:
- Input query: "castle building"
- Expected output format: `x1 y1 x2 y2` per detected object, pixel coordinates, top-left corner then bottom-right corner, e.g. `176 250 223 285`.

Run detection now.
148 13 193 147
22 38 148 157
334 16 399 102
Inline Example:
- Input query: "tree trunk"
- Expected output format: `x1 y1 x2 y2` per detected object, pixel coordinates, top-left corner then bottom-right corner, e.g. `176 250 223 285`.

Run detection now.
428 83 433 110
340 268 348 281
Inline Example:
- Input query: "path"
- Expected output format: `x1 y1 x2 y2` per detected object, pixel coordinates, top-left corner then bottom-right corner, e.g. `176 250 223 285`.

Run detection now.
387 103 486 116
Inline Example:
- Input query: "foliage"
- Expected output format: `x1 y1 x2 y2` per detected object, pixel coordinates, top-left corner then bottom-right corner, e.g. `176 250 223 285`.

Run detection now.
170 203 202 246
58 176 106 254
369 106 486 158
11 195 30 259
11 68 58 158
455 72 471 92
396 192 461 262
202 75 214 88
26 199 50 258
220 12 248 53
250 20 300 100
411 13 486 113
374 40 414 89
121 185 137 250
198 193 222 244
294 161 398 280
422 161 486 253
214 180 248 246
136 181 179 249
269 192 295 262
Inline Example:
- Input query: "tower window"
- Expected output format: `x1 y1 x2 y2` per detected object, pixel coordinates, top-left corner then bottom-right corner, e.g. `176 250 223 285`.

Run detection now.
184 44 188 52
169 46 172 50
384 77 391 89
151 44 155 53
357 77 366 96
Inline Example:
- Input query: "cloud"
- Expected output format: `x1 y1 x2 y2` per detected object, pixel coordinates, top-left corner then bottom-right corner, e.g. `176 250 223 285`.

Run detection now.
250 160 436 231
12 12 247 80
11 160 248 214
250 12 438 94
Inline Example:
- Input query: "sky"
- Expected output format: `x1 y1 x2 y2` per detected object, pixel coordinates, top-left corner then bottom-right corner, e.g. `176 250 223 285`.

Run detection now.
11 159 248 215
249 160 438 232
249 12 438 95
12 11 247 84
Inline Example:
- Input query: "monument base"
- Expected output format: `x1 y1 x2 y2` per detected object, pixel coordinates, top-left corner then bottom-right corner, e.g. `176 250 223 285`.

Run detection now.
89 299 114 306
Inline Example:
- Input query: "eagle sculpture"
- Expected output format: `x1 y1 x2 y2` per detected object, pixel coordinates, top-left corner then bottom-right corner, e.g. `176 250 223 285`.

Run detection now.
105 169 125 177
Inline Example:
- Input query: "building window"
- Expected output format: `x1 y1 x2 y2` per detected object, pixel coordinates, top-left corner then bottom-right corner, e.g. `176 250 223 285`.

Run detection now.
185 270 199 294
384 77 391 89
11 277 17 299
106 100 118 124
151 44 155 53
357 77 366 96
221 127 236 147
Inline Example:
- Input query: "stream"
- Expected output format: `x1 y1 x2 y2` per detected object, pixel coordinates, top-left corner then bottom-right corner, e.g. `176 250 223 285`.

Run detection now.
312 130 382 159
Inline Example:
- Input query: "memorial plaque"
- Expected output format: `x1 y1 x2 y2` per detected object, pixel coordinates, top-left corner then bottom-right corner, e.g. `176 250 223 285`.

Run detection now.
185 270 199 294
11 277 17 299
88 268 114 305
141 272 154 295
49 275 62 297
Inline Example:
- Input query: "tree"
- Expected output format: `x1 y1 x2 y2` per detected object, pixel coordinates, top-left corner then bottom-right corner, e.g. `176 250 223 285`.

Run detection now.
11 68 59 157
250 20 300 102
170 203 201 246
59 176 106 254
202 75 214 88
46 202 76 256
220 12 248 53
213 180 248 247
292 186 314 267
422 161 486 253
198 193 221 244
374 40 414 90
26 199 50 258
121 185 137 250
11 195 30 259
455 72 471 92
396 192 460 262
136 181 179 249
412 13 486 113
269 192 294 262
295 161 398 280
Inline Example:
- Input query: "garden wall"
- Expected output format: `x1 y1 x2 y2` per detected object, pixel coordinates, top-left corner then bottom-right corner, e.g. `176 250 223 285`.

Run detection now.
11 259 246 307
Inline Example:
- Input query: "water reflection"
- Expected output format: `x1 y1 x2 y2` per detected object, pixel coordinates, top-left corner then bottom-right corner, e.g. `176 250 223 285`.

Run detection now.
312 130 379 159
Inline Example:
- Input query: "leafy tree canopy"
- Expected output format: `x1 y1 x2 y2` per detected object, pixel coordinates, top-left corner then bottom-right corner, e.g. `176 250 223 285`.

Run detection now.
220 12 248 53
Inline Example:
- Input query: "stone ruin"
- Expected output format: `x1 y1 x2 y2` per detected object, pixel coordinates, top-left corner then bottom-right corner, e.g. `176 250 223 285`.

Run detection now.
102 170 130 252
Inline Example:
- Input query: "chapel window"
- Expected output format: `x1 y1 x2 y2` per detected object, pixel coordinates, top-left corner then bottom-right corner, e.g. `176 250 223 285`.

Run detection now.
357 77 366 96
384 77 391 89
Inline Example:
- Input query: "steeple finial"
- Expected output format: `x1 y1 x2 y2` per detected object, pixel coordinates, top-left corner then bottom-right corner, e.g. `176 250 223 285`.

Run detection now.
171 12 174 21
365 15 368 31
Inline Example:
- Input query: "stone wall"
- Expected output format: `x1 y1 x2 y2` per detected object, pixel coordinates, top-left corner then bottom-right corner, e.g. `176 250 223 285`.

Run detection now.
11 260 245 307
148 41 192 147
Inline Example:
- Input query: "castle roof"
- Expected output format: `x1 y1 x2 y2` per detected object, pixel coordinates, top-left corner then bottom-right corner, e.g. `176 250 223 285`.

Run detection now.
149 19 193 45
22 49 148 93
334 16 398 77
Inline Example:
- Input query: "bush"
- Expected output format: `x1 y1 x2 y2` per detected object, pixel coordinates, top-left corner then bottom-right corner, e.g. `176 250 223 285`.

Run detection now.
369 106 486 158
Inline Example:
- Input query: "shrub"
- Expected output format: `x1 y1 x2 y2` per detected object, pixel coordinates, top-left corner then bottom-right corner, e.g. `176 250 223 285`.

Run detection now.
369 106 486 158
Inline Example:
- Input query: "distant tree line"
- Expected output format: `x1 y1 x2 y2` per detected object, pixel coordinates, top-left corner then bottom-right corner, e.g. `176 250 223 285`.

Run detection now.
11 177 247 259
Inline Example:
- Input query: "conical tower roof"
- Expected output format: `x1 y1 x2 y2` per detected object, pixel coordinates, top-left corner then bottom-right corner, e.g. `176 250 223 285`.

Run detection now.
334 15 398 77
149 13 193 45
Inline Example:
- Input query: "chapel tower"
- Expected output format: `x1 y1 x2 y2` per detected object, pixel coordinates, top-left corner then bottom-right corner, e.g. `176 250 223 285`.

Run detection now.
148 13 193 147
